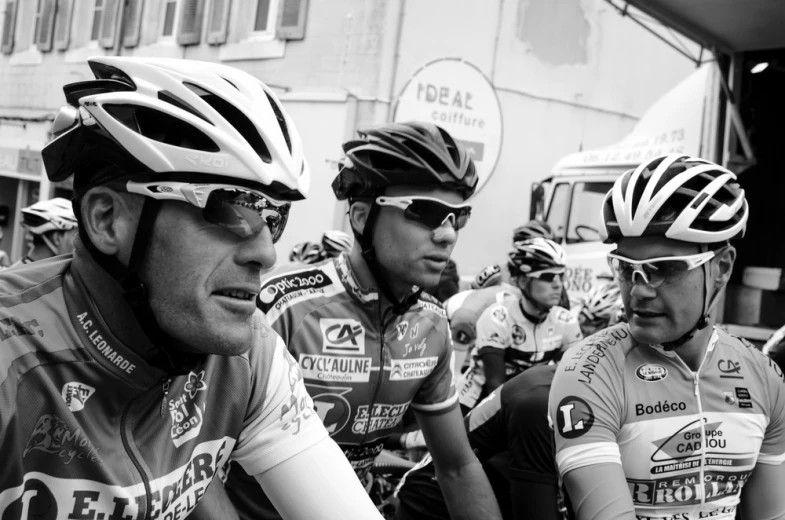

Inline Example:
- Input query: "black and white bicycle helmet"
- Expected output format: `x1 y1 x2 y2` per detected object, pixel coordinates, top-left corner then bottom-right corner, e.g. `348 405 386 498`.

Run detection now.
290 241 326 264
21 198 77 235
508 238 566 276
512 220 554 243
321 230 353 257
580 282 622 322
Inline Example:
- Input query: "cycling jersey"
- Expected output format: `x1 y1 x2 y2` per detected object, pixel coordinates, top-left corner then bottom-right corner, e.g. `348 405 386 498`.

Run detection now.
550 323 785 520
0 246 325 519
395 365 560 520
457 298 581 409
225 252 458 519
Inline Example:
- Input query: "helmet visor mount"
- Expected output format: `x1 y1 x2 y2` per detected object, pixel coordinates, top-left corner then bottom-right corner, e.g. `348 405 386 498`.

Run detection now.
375 196 472 230
114 180 290 242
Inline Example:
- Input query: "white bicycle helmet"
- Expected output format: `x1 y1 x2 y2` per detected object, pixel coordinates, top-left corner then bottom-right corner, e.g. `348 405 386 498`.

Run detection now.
601 153 748 244
21 198 78 235
289 241 326 264
43 56 309 199
580 282 622 322
508 238 567 276
321 230 353 256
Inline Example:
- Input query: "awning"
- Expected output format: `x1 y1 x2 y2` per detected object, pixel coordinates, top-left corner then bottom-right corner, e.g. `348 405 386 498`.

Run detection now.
621 0 785 54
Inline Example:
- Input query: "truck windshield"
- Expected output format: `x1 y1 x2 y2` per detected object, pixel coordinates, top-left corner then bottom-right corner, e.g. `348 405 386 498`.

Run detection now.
546 181 613 244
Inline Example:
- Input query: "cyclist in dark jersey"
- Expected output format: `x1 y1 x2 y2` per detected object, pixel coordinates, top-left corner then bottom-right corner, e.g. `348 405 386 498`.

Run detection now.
395 364 564 520
0 56 381 519
217 122 503 520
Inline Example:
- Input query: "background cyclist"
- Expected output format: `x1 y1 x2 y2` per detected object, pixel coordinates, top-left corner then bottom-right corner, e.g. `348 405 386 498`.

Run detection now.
13 197 78 266
577 281 623 337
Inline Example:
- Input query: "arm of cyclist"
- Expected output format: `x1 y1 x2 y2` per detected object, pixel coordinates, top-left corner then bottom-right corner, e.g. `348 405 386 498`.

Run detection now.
475 303 514 399
739 461 785 519
417 406 503 520
562 464 636 520
549 335 631 520
190 479 239 520
256 436 383 519
480 350 506 397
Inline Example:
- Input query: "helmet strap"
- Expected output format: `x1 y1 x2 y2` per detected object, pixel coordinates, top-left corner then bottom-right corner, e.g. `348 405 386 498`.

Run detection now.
41 232 61 257
662 245 715 351
358 203 421 315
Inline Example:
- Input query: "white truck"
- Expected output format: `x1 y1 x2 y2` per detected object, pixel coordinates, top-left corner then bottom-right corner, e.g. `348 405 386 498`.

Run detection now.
532 1 785 344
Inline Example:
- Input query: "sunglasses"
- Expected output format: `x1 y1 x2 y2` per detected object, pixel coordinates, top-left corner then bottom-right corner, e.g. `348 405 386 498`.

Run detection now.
375 196 472 230
117 181 291 242
527 269 565 282
606 250 716 288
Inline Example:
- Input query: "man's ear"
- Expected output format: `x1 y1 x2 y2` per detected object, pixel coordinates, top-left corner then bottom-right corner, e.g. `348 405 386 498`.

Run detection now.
348 201 371 235
713 245 736 290
80 187 142 264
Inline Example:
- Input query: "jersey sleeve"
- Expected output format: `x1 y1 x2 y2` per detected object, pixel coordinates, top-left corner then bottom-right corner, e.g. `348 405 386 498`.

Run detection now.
756 348 785 465
464 384 506 462
232 327 328 476
411 320 458 414
548 331 626 478
476 303 512 353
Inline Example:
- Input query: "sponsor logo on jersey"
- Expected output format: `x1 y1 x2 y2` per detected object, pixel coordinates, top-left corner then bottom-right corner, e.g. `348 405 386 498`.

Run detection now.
168 371 207 448
343 443 385 478
76 311 136 374
475 264 501 286
735 387 752 408
723 391 736 405
0 315 43 342
24 414 101 464
320 318 366 354
61 382 96 412
636 363 668 382
511 324 527 345
352 402 409 434
308 384 352 435
491 306 508 324
634 400 686 417
629 470 750 506
280 349 316 435
555 396 594 439
402 338 427 358
410 323 419 339
258 270 332 312
419 301 446 318
299 354 372 382
562 327 629 385
651 420 725 462
9 438 232 520
395 321 409 340
718 359 743 379
390 356 438 380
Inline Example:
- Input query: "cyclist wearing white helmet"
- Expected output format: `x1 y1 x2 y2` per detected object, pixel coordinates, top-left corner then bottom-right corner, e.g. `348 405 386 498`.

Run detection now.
578 281 623 337
550 154 785 520
223 121 503 520
321 229 354 258
288 240 326 264
456 238 582 412
16 197 79 264
512 219 554 243
1 56 381 520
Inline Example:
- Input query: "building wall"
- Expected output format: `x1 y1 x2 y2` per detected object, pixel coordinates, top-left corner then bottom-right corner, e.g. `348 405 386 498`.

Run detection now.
0 0 700 273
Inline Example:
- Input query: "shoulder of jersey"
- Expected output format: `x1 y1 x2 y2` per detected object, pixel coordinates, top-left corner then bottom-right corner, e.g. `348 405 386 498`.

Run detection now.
257 261 341 314
561 322 635 365
721 327 785 382
549 305 576 324
414 291 447 318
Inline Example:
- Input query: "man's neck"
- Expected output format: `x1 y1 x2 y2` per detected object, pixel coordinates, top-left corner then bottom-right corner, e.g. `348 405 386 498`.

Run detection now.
347 247 412 303
520 295 547 320
670 321 716 372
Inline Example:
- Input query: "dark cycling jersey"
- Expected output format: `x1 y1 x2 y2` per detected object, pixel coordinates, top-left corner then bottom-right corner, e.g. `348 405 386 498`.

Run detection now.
550 323 785 520
395 365 562 520
0 245 325 519
226 252 458 519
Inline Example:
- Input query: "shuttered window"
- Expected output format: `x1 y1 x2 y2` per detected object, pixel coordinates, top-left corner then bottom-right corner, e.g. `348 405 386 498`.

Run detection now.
1 0 18 54
253 0 271 32
122 0 143 47
176 0 204 45
99 0 121 49
276 0 307 40
206 0 230 44
53 0 73 50
34 0 57 52
91 0 104 41
162 0 177 36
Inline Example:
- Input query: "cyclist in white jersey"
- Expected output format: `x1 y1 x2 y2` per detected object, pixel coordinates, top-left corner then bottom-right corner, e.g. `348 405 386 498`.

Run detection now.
549 153 785 520
457 238 582 411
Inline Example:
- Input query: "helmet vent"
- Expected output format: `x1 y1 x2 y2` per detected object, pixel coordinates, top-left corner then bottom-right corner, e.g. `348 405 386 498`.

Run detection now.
183 82 272 163
158 90 211 124
104 104 220 152
221 77 240 90
265 91 292 154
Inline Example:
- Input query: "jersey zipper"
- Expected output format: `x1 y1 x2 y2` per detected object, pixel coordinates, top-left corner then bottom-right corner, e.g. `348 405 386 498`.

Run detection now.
121 396 152 519
361 303 394 444
673 329 717 508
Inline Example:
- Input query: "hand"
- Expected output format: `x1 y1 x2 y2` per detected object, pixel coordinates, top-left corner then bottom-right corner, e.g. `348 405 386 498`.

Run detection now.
400 430 427 449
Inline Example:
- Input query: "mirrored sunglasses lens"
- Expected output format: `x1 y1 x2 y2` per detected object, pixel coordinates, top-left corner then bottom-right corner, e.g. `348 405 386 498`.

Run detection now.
406 200 470 230
203 191 288 242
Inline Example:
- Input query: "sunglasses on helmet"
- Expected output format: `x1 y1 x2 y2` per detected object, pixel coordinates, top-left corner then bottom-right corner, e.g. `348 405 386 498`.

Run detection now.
375 196 472 230
606 250 716 289
116 181 290 242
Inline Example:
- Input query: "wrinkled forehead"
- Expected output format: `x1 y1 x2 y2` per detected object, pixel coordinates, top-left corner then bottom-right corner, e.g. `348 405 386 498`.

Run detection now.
382 184 464 204
615 236 701 260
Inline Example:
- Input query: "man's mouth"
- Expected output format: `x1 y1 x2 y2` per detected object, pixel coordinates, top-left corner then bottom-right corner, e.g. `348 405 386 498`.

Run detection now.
215 289 257 301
